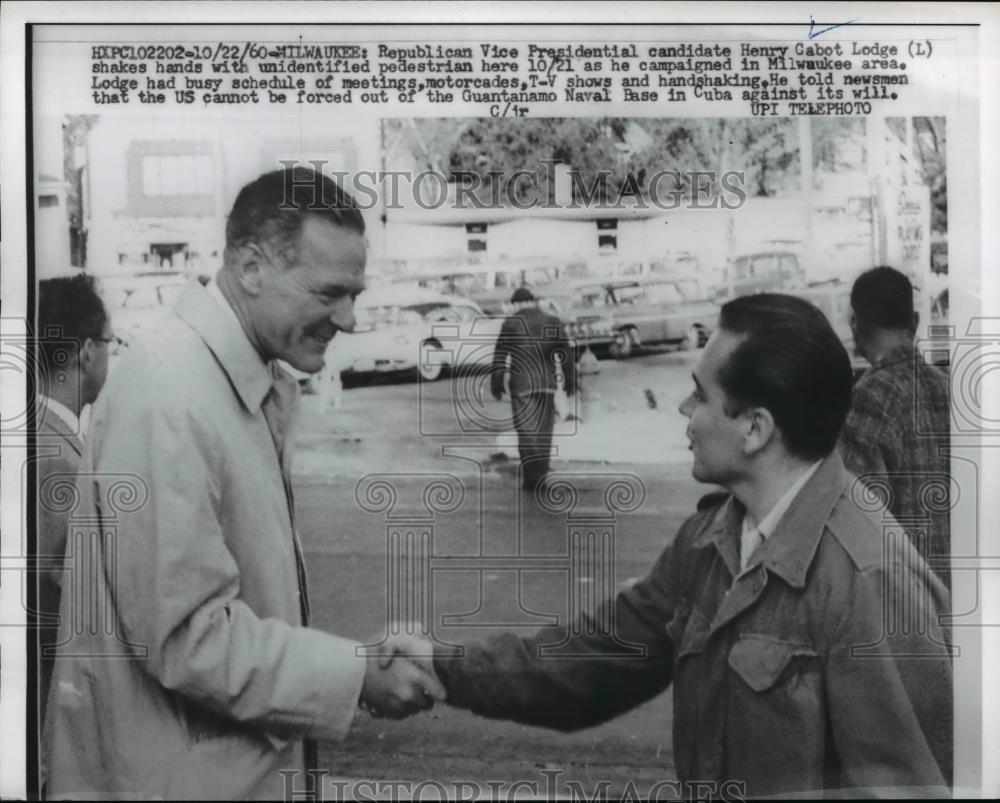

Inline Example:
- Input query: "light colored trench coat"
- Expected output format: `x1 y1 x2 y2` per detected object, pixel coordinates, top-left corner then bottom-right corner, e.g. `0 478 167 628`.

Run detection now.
43 284 365 799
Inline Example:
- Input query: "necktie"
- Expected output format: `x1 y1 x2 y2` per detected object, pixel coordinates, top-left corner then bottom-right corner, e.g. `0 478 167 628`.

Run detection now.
262 362 298 481
261 362 311 626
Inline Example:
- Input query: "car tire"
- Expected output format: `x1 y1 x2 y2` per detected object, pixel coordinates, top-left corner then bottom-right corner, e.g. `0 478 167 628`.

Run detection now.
418 339 445 382
610 328 638 359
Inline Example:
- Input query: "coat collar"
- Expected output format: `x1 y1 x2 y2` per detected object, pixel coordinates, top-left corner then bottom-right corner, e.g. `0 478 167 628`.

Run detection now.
871 342 917 370
692 452 850 588
35 396 84 456
174 283 272 413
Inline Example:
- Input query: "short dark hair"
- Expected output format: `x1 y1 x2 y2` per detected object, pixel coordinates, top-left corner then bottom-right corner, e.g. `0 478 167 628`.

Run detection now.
717 293 853 461
225 166 365 264
37 273 108 366
850 265 915 331
510 287 535 304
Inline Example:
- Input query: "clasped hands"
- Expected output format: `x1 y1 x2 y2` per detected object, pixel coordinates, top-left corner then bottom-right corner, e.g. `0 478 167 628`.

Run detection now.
359 629 445 720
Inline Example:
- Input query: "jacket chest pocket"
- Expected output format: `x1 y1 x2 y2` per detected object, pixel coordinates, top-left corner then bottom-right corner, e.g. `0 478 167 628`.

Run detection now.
726 633 826 779
727 634 819 693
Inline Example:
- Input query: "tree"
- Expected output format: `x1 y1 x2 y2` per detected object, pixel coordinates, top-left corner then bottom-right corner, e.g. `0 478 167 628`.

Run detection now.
812 117 866 175
912 117 947 236
633 118 799 198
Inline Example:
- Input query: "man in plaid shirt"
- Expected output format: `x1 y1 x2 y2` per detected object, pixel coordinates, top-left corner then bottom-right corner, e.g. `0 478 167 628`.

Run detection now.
839 266 951 589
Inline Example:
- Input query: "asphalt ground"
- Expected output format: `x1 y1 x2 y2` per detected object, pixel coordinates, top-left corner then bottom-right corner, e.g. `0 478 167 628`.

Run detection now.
290 348 710 797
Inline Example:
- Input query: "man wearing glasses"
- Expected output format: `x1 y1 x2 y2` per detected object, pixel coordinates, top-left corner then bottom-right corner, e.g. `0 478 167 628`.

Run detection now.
35 273 117 724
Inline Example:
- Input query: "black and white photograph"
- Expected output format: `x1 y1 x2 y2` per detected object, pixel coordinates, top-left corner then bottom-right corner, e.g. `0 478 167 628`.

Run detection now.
1 3 998 800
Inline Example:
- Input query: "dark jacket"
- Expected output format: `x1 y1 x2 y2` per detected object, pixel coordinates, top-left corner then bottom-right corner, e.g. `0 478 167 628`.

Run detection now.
491 304 576 398
35 400 84 722
839 344 951 588
435 453 952 797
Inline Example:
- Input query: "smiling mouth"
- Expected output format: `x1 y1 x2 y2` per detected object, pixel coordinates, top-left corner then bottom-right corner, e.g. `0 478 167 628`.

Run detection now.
305 328 336 345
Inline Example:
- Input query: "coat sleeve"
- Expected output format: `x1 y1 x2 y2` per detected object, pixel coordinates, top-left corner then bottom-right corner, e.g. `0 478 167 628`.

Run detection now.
90 383 365 745
491 317 512 397
823 562 952 792
557 324 577 397
434 538 680 731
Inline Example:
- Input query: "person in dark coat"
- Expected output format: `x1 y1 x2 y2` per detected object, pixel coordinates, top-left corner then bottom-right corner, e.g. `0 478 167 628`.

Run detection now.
491 287 577 490
36 273 115 724
420 294 951 798
839 266 952 589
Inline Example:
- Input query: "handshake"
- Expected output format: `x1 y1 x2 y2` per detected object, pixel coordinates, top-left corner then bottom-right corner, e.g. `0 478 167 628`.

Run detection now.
359 629 446 720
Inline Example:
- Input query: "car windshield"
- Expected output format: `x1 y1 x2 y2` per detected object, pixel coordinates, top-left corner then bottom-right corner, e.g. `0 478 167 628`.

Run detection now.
644 283 684 305
419 273 489 295
405 302 452 319
558 263 591 280
575 286 610 308
610 285 645 305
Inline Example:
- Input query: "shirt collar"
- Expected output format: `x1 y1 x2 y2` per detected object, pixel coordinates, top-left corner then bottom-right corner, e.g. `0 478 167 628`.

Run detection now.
38 395 80 438
744 460 822 540
693 452 851 588
173 281 273 413
871 342 917 370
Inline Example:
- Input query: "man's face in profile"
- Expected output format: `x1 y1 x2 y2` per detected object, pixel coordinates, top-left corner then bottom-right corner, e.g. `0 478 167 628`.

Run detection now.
252 217 367 373
678 329 750 486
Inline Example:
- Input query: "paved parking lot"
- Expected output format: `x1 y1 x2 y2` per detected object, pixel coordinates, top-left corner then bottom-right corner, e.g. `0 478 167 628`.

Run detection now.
290 349 710 795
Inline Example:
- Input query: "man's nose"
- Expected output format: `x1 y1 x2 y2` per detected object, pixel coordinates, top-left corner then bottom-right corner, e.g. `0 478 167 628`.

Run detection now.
679 395 693 417
329 298 356 333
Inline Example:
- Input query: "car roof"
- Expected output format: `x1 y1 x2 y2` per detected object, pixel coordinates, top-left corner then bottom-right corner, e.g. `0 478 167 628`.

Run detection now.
358 285 480 309
593 276 694 289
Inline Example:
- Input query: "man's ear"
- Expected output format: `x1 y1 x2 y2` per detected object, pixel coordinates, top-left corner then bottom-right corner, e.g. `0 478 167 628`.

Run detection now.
228 243 267 296
77 338 95 374
743 407 776 457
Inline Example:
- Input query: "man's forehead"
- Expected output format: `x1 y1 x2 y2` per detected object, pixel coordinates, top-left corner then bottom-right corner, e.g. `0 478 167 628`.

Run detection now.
294 219 367 277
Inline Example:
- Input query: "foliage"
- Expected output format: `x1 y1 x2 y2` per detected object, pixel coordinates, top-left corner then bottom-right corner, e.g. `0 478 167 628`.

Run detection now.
386 117 801 205
912 117 947 235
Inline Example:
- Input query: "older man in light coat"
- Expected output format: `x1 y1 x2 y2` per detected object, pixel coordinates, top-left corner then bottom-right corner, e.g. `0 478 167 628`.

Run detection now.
43 168 443 799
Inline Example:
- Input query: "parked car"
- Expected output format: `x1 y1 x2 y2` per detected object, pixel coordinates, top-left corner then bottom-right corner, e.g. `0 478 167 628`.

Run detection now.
580 277 719 358
793 280 949 380
336 286 503 382
790 282 868 378
511 282 619 355
714 251 806 300
397 262 560 315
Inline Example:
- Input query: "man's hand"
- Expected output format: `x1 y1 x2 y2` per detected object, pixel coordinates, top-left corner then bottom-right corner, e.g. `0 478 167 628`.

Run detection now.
359 633 445 719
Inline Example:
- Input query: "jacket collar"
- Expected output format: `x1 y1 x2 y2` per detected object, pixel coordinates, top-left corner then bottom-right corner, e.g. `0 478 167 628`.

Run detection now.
871 342 917 370
174 283 272 413
36 396 84 455
692 452 850 588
